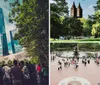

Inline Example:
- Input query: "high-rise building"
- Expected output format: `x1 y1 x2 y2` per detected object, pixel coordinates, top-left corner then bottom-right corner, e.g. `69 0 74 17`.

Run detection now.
71 2 83 18
0 8 9 56
10 31 15 54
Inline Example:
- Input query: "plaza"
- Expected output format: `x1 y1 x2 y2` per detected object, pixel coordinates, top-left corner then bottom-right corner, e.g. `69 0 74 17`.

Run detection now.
50 53 100 85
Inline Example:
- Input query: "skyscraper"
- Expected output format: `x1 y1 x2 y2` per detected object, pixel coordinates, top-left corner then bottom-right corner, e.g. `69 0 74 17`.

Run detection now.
0 8 9 56
10 31 15 54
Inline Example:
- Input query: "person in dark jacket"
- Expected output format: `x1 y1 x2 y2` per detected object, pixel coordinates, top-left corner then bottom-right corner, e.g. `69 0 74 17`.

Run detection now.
10 60 23 85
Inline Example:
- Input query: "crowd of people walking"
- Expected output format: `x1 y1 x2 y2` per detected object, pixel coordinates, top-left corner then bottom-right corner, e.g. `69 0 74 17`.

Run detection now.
0 60 48 85
51 53 100 70
56 56 100 70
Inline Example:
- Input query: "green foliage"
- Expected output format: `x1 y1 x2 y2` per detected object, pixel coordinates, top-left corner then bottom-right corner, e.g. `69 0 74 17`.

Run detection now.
8 60 13 66
79 18 92 36
51 43 100 52
30 56 39 64
63 17 83 37
2 61 5 65
79 38 100 41
50 0 69 38
51 0 69 17
0 62 2 66
94 0 100 11
8 0 48 64
78 43 94 50
91 22 100 38
51 14 62 38
51 43 77 51
90 0 100 38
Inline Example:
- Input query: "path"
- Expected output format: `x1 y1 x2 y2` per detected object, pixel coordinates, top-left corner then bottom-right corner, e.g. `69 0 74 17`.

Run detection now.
50 56 100 85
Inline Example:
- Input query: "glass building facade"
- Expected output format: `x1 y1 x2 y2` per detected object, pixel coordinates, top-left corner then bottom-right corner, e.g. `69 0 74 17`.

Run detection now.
0 8 9 56
9 29 23 54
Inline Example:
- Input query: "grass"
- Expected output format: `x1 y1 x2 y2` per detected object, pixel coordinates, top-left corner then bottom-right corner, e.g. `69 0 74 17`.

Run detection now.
50 38 100 43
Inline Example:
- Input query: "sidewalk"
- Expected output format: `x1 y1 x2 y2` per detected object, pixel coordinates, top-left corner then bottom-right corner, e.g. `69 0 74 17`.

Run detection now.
50 57 100 85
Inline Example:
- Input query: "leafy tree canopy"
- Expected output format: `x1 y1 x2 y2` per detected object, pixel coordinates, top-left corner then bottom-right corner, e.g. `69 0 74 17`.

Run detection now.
7 0 49 64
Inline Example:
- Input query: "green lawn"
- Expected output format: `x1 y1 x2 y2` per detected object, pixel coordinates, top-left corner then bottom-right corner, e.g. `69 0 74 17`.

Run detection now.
50 38 100 43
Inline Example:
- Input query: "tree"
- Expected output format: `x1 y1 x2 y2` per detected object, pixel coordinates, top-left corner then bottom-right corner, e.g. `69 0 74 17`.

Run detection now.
71 18 83 37
91 10 100 38
62 17 70 37
94 0 100 11
89 0 100 38
8 0 49 64
79 18 93 37
91 22 100 38
63 17 83 38
50 0 69 38
51 0 69 17
51 13 62 38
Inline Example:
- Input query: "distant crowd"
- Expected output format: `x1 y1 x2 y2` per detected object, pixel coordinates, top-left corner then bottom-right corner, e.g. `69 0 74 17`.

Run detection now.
0 60 48 85
51 54 100 70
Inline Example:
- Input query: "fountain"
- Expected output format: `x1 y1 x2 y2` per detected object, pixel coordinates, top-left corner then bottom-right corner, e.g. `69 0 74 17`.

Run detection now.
73 44 80 58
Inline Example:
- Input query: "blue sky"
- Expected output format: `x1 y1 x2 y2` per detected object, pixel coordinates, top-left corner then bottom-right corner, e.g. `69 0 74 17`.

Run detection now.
0 0 22 42
50 0 97 18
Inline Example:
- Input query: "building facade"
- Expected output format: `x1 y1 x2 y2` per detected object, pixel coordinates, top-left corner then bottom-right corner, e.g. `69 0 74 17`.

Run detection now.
0 8 9 56
71 2 83 18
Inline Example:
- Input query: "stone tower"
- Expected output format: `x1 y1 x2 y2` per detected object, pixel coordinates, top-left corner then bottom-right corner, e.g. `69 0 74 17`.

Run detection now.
70 2 83 18
71 2 77 17
77 3 83 18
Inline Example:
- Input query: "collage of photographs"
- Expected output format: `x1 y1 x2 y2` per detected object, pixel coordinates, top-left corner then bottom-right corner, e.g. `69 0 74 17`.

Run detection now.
0 0 100 85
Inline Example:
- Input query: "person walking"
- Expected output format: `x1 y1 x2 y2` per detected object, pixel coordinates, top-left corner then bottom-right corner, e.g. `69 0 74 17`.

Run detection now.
75 63 78 69
0 66 4 85
41 64 48 85
88 59 90 64
84 60 87 66
10 60 23 85
20 61 30 85
58 61 62 70
3 64 11 85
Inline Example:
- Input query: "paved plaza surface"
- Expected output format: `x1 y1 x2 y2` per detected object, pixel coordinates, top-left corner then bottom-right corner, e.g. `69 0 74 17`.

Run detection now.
50 56 100 85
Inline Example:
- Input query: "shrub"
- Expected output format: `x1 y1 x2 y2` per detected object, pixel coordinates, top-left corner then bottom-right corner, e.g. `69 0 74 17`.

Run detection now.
2 61 5 65
8 60 13 67
0 62 2 66
30 56 39 64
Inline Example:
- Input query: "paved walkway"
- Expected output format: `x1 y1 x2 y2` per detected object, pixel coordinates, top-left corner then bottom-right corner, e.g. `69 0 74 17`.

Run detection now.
50 57 100 85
